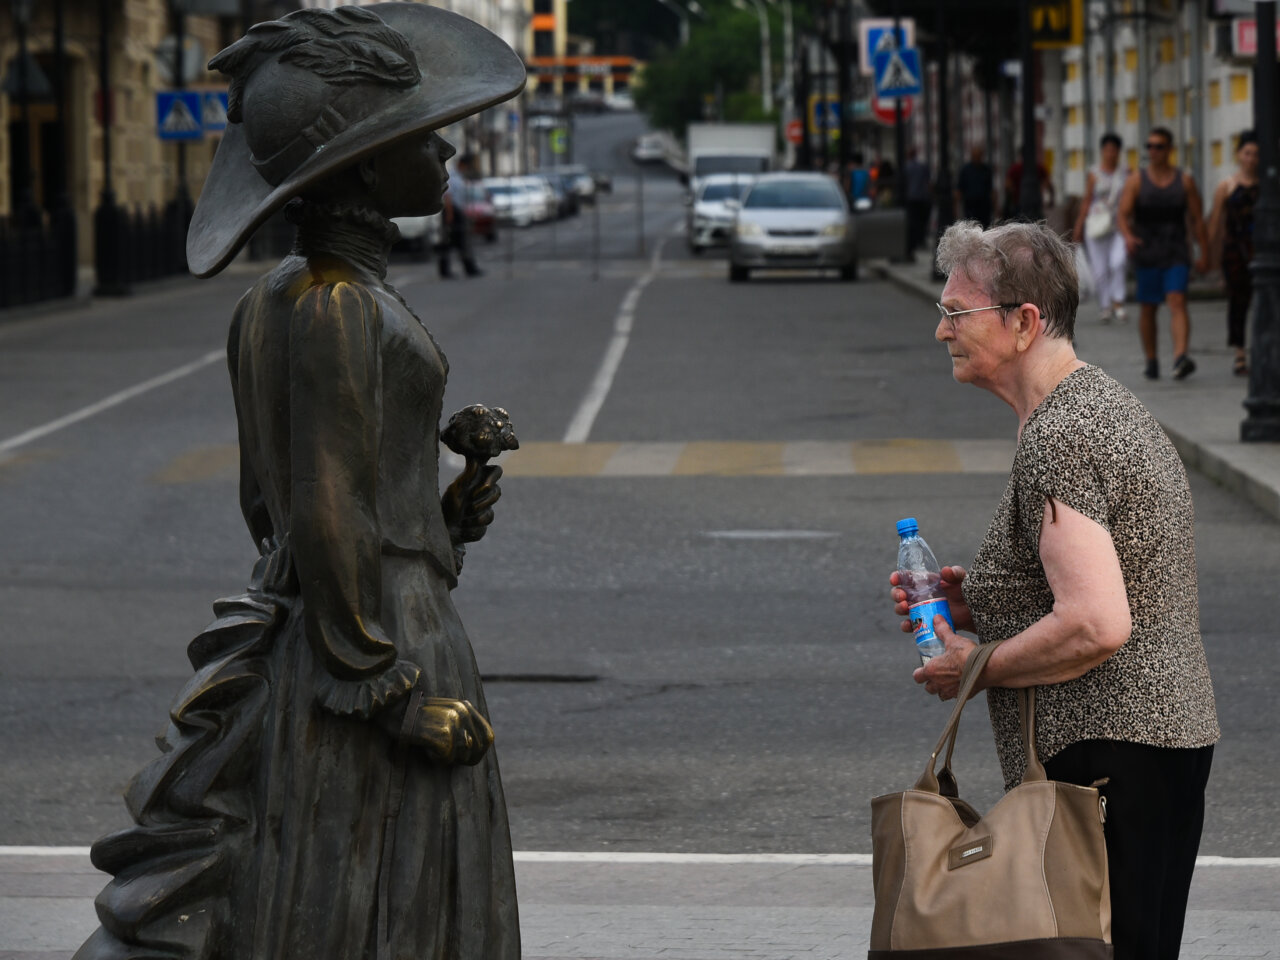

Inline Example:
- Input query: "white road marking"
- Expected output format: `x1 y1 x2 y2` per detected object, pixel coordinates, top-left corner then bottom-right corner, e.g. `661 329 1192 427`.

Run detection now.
2 847 1277 867
562 237 667 443
0 350 224 454
703 530 840 540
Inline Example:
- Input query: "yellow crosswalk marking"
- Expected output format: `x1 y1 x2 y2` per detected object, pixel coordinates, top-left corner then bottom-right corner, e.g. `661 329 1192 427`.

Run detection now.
151 444 239 483
150 439 1015 483
673 442 786 476
850 438 965 474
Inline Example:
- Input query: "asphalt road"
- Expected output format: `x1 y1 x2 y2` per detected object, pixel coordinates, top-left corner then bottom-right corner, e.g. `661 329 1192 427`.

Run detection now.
1 114 1277 858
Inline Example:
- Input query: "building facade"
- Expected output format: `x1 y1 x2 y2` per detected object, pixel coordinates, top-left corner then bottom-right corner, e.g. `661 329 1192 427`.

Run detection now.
0 0 530 272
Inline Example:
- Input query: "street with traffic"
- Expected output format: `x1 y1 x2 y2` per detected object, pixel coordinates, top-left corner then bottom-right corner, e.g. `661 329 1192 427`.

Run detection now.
1 113 1277 959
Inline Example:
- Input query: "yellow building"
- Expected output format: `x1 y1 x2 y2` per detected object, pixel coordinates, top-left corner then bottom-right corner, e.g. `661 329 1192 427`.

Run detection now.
522 0 640 99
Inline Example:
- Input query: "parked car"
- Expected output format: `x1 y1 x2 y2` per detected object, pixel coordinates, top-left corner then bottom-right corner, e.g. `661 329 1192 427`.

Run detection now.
537 174 578 219
458 182 497 243
727 173 857 282
686 173 755 253
537 165 596 205
605 91 635 111
631 132 667 164
482 177 549 227
391 212 441 256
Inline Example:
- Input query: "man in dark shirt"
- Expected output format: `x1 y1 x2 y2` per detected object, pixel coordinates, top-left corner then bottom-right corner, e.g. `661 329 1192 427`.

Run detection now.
954 147 996 227
904 147 932 252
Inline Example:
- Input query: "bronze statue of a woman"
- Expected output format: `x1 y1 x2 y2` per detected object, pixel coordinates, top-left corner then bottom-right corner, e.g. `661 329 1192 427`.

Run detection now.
74 6 525 959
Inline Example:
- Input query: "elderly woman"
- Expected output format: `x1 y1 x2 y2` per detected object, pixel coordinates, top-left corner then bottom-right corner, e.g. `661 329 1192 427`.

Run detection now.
891 221 1219 960
76 7 525 960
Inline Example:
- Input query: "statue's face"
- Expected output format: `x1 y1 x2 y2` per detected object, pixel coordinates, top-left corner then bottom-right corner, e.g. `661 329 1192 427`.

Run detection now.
370 131 456 218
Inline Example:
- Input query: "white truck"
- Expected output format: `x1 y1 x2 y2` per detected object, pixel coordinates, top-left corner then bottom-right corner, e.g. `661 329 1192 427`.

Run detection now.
684 123 776 189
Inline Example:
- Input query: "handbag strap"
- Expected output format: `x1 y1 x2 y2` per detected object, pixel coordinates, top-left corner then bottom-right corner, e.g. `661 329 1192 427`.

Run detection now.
914 642 1000 793
1017 686 1047 782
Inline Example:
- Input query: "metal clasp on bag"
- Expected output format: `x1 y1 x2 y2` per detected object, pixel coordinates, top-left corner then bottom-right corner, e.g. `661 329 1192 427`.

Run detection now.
1089 778 1109 825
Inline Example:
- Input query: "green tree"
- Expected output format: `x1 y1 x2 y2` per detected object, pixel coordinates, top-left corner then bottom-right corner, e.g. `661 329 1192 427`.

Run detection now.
633 4 775 136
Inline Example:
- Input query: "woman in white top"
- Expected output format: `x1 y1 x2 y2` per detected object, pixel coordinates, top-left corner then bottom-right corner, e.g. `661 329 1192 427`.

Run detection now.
1073 133 1130 323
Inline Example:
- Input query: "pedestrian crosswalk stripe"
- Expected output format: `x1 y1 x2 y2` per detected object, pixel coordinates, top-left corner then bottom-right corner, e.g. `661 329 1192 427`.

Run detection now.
149 439 1016 483
500 440 1015 477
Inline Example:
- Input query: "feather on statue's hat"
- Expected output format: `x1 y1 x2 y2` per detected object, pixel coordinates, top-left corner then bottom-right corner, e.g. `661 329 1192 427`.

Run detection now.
187 2 525 278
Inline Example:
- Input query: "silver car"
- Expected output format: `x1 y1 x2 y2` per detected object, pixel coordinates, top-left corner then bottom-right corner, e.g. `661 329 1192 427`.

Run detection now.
686 174 755 253
727 173 857 282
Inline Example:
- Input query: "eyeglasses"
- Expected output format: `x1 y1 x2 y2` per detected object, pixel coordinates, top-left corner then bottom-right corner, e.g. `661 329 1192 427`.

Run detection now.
1145 141 1170 151
936 302 1019 327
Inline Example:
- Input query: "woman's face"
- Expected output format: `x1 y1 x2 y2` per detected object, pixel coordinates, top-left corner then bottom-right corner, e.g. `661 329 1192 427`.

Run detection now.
1100 142 1120 167
1237 141 1260 178
936 268 1022 387
370 131 456 217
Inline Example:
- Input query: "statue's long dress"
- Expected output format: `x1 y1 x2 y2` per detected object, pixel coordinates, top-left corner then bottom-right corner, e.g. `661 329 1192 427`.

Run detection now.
75 212 519 960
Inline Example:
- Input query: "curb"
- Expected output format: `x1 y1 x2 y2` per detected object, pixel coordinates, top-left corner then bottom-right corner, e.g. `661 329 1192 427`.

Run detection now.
868 260 1280 523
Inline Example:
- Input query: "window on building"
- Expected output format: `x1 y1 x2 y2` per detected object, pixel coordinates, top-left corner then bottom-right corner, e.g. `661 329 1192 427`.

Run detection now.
534 30 554 57
533 0 553 13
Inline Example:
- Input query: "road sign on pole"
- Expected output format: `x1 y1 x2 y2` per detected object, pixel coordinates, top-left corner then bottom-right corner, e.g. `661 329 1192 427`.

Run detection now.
786 118 804 145
871 93 914 126
156 91 203 141
858 18 916 76
873 48 922 98
807 94 841 135
201 90 228 132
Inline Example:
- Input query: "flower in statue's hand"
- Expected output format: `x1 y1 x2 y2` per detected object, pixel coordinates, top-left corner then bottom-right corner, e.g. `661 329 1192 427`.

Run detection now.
441 405 519 462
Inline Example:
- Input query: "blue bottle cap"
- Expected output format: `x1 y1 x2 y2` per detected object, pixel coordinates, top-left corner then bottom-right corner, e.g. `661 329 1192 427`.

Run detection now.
896 517 919 538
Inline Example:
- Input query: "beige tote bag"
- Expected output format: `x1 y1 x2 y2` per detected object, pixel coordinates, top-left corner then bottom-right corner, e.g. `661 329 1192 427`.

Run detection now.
869 642 1112 959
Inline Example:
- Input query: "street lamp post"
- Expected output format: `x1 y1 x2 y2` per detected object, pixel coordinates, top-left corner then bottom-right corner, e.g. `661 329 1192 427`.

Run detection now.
654 0 693 46
1242 0 1280 441
733 0 774 115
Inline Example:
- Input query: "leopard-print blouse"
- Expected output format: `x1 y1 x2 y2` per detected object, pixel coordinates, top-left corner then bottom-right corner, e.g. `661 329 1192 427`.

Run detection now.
962 365 1220 790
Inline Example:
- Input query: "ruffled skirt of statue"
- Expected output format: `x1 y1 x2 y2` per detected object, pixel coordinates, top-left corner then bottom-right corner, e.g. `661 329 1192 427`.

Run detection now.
74 542 519 960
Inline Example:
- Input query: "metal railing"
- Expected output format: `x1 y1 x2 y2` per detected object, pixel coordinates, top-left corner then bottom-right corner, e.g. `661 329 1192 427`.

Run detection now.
0 210 77 310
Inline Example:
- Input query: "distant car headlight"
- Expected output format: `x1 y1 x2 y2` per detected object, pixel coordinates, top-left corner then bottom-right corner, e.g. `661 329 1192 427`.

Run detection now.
821 221 848 237
735 221 764 238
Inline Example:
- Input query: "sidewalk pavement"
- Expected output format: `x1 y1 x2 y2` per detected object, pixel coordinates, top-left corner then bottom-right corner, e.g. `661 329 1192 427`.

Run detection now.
871 254 1280 522
1 851 1276 960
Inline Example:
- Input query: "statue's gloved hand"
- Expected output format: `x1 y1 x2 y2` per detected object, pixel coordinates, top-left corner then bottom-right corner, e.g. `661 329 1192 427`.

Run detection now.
441 463 503 546
409 697 494 766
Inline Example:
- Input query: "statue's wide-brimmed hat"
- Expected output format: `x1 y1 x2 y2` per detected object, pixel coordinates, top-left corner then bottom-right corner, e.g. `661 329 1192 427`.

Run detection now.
187 2 525 278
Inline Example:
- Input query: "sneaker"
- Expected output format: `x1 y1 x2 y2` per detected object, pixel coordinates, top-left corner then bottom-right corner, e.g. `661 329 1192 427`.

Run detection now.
1144 359 1160 380
1113 306 1128 323
1173 354 1197 380
1098 309 1113 324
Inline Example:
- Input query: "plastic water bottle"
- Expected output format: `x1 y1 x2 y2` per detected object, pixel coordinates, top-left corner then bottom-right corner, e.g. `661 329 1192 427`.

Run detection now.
896 518 954 665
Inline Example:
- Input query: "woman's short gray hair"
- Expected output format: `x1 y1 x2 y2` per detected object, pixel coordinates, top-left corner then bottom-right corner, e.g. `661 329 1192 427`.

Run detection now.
935 220 1079 340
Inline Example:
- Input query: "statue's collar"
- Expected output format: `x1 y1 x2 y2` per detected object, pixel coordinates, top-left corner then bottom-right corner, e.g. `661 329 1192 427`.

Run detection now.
286 198 399 281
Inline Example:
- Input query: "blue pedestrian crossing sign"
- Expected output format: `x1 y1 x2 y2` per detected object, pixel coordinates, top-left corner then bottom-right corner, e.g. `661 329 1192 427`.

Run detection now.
156 91 203 141
873 47 922 98
201 91 229 132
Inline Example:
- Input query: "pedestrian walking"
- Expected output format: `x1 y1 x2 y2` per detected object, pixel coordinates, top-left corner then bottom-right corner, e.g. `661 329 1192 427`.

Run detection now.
847 150 872 206
1117 126 1211 380
1071 132 1130 324
954 146 996 228
438 153 482 278
1208 129 1260 376
896 219 1219 960
1003 152 1055 219
904 148 932 251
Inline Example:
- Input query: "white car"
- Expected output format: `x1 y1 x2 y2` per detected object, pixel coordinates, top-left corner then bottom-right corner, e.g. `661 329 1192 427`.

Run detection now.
482 177 550 227
391 213 442 253
631 132 667 164
686 174 755 253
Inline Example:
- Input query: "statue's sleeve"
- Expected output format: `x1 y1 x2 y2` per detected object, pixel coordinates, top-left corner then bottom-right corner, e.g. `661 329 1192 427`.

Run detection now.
227 295 273 551
288 282 419 718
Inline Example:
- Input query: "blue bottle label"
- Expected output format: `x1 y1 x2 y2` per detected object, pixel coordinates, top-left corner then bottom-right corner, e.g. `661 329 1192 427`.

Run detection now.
909 598 954 650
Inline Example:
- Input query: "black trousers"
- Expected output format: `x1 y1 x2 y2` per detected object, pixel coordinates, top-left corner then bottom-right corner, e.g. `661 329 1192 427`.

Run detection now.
907 199 932 252
1044 739 1214 960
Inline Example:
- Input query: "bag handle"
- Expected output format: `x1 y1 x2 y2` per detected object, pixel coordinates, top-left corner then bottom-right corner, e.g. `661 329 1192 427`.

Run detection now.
914 642 1048 793
914 642 1001 793
1017 686 1047 782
